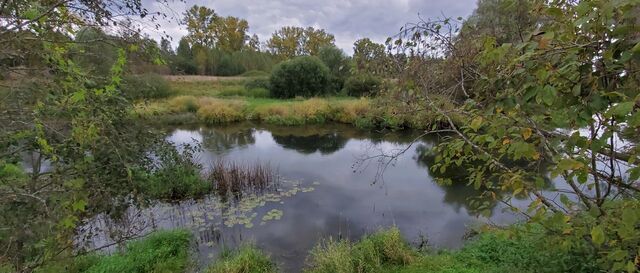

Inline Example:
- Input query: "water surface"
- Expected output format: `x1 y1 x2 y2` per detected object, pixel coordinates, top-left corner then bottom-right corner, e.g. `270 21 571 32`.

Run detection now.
82 122 524 272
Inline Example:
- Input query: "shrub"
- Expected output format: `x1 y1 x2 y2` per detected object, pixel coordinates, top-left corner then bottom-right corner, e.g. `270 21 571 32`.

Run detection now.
206 245 277 273
136 143 211 200
121 73 172 99
269 56 331 98
343 74 382 97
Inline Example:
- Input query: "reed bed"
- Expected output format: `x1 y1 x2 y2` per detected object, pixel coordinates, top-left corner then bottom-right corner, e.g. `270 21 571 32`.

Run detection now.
207 160 278 198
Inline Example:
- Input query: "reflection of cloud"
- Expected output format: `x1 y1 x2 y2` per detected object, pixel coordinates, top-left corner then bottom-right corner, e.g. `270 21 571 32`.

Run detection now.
140 0 476 53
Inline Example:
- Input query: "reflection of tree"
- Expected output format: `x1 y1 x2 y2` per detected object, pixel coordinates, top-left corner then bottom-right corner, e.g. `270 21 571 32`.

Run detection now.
272 132 347 155
200 126 255 153
414 144 499 215
414 144 556 216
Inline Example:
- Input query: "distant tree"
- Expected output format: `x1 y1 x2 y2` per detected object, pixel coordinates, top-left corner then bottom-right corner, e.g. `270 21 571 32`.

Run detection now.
183 5 218 47
267 26 305 59
353 38 387 75
303 27 335 55
214 16 249 53
246 34 261 51
317 46 351 92
160 37 175 56
267 26 335 58
174 37 197 74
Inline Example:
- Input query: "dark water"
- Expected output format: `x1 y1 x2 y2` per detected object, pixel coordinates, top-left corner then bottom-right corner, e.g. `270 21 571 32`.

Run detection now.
81 122 529 272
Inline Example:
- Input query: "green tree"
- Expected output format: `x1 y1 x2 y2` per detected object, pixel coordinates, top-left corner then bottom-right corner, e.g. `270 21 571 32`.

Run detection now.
353 38 387 75
391 1 640 271
267 26 305 59
303 27 335 56
183 5 218 48
214 16 249 53
0 1 182 271
317 46 351 92
246 34 261 51
174 37 197 74
266 26 335 58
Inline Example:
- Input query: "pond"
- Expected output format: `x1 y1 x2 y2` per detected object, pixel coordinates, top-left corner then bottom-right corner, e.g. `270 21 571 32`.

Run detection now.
80 122 531 272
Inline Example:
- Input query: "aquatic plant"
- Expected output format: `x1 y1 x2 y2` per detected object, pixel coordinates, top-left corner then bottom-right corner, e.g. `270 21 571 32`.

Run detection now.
207 160 278 198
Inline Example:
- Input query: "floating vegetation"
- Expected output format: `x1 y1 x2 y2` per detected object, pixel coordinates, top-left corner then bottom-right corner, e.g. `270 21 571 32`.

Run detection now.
262 209 283 221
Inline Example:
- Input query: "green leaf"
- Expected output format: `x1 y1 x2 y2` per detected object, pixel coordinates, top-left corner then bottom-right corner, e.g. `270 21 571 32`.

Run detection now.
608 102 634 117
557 158 584 171
591 226 605 246
72 199 87 212
470 116 483 131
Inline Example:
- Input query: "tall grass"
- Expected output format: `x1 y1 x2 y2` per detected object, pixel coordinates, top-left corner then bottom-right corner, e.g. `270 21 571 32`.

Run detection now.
207 160 277 198
196 99 246 124
206 245 277 273
138 92 464 129
305 228 416 273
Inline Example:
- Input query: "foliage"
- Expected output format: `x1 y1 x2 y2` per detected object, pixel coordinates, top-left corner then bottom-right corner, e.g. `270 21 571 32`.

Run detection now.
183 5 219 48
317 46 351 93
206 245 277 273
269 56 331 98
136 144 211 201
121 73 173 100
353 38 388 76
391 0 640 272
0 1 189 271
343 74 382 97
266 26 336 58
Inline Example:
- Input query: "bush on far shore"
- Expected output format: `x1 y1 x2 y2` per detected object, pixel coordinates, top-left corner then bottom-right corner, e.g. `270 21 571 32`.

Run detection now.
269 56 331 98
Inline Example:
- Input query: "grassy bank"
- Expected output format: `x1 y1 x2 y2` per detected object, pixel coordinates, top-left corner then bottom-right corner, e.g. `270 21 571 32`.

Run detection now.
306 226 597 273
24 225 599 273
133 76 460 129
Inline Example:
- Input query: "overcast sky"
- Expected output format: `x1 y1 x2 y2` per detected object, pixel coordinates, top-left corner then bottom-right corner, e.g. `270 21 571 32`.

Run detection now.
142 0 478 54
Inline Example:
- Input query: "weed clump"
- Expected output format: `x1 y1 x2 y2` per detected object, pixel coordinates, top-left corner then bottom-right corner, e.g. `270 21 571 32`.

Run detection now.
206 245 277 273
305 228 416 273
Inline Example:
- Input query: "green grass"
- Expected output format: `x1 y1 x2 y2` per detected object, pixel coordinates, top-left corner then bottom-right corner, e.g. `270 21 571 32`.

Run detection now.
168 79 248 97
206 245 277 273
29 230 193 273
306 227 597 273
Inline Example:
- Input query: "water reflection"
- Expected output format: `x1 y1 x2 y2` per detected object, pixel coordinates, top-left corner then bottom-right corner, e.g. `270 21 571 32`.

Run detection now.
83 123 525 273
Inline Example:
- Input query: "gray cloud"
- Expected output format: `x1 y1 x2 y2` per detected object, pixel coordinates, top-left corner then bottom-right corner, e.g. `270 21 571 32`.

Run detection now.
141 0 477 54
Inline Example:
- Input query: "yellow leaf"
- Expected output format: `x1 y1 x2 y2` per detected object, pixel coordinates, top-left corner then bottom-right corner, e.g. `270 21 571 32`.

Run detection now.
532 152 540 160
522 128 533 140
502 138 511 145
